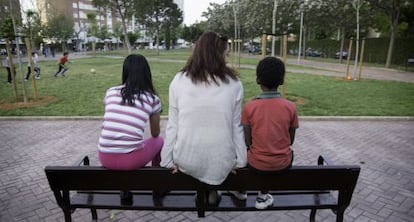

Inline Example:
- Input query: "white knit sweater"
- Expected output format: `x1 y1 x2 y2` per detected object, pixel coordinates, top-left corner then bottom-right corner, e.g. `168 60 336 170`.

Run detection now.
161 72 247 185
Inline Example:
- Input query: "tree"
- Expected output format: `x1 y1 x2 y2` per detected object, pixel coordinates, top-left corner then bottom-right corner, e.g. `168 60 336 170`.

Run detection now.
44 13 73 51
181 23 205 43
162 1 183 50
352 0 364 79
367 0 408 68
92 0 135 54
86 12 99 54
135 0 183 53
112 22 123 49
21 10 42 51
0 17 15 39
127 31 139 46
399 3 414 37
203 2 235 37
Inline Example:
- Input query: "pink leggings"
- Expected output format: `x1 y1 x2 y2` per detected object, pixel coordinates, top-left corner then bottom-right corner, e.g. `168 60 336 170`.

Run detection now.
98 136 164 170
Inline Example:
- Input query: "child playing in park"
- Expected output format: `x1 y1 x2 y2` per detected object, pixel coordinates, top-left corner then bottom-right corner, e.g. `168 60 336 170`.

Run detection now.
25 52 41 80
98 54 164 204
231 57 299 209
54 52 70 77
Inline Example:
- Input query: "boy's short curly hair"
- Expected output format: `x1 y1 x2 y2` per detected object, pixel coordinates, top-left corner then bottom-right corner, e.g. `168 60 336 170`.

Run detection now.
256 57 285 89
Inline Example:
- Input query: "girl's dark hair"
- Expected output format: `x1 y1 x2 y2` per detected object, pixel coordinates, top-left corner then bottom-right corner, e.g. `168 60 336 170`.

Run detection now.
256 57 285 89
181 31 238 85
121 54 157 106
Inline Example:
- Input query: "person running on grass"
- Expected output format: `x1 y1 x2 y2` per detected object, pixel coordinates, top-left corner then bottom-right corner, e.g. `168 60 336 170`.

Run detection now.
54 52 70 77
25 52 41 80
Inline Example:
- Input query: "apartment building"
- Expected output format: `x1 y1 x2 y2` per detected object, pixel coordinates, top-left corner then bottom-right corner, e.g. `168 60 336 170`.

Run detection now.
0 0 22 25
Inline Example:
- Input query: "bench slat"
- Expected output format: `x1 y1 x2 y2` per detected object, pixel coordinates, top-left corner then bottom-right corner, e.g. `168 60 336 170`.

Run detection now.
70 192 338 211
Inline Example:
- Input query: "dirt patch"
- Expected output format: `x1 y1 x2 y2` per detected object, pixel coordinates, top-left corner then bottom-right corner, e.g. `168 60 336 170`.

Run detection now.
286 95 307 105
294 97 307 105
0 96 58 110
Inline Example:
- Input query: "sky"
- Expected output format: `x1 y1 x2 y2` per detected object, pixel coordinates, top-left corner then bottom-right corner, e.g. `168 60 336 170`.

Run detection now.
184 0 227 25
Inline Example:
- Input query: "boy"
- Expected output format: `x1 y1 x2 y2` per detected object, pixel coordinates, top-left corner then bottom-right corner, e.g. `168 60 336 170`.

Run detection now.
54 52 70 77
25 52 41 80
232 57 299 209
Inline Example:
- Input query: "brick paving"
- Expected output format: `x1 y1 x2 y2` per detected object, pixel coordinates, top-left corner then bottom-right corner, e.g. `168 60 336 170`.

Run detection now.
0 118 413 222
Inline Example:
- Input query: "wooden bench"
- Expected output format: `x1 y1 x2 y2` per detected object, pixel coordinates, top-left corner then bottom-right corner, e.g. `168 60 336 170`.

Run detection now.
45 155 360 222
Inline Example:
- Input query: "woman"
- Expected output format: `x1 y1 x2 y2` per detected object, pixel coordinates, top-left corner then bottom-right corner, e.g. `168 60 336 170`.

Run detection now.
161 32 247 204
98 54 164 171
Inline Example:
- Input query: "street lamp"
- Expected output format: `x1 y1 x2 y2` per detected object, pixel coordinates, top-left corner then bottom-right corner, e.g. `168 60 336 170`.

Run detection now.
297 1 304 64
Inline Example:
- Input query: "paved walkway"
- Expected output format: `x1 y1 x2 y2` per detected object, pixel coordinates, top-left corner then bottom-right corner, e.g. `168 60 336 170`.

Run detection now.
0 118 413 222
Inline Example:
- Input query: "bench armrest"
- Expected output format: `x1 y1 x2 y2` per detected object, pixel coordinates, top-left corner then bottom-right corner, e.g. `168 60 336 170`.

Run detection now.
73 155 90 166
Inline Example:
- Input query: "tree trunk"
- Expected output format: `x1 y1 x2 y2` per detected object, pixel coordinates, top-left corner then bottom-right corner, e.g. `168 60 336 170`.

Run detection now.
386 22 397 68
156 28 160 55
339 28 345 64
385 0 400 68
117 4 131 55
352 2 361 79
121 21 131 54
271 0 278 57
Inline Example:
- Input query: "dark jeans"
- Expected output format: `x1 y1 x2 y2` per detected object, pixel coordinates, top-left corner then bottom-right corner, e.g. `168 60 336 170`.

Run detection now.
6 67 12 83
248 150 294 194
26 67 40 79
54 64 68 76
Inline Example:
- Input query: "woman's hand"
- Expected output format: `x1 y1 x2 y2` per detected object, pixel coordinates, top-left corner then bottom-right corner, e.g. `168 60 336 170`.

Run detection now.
170 164 178 174
231 167 238 175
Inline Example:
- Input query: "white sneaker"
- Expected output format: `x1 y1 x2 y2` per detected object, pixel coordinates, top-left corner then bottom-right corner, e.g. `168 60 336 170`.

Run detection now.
255 193 273 209
228 191 247 200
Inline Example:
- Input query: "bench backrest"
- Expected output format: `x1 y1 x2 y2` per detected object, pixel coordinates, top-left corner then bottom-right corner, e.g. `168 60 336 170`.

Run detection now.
45 165 360 194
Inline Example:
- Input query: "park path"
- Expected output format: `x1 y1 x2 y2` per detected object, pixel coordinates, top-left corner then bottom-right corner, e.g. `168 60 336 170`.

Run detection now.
23 51 414 83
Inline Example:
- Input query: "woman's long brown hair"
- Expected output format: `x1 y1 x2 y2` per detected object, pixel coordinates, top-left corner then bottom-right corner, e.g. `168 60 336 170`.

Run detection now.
181 32 238 85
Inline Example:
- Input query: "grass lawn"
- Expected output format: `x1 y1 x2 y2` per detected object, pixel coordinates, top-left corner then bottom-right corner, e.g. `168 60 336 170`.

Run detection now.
0 51 413 116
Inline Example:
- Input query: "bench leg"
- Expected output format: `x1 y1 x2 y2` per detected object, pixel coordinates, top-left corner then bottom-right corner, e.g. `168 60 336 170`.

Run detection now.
91 208 98 221
336 209 344 222
309 209 316 222
63 209 72 222
196 191 206 217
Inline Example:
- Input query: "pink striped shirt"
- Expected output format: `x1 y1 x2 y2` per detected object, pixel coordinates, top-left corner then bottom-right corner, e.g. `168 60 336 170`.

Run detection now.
98 85 161 153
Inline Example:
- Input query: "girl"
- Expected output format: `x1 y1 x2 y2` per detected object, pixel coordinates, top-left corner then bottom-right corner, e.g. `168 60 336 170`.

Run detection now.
98 54 164 171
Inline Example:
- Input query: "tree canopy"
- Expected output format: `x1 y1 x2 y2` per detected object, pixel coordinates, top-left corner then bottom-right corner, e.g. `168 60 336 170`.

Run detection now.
134 0 183 51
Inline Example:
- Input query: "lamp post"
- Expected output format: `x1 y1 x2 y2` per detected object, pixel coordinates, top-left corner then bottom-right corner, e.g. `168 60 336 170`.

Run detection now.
297 1 304 64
